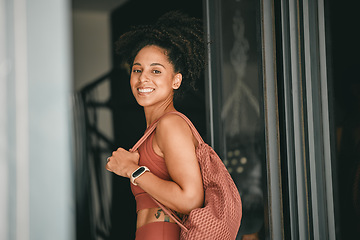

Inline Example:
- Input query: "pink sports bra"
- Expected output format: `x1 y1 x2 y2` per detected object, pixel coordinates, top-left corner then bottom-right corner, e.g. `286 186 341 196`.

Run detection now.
130 125 171 212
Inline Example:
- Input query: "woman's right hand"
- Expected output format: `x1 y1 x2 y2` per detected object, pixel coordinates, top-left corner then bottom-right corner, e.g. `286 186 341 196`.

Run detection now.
106 148 140 178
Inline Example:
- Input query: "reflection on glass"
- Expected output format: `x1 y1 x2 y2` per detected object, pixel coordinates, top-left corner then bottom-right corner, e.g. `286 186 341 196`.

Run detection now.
218 1 265 239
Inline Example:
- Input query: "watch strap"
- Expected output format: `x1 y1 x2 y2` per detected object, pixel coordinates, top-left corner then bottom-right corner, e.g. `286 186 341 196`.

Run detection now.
130 166 150 185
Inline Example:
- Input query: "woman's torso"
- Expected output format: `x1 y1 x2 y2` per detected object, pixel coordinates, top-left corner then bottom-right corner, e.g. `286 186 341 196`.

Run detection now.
131 128 177 229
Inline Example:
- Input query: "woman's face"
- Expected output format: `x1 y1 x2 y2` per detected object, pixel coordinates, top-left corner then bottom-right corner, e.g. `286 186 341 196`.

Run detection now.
130 45 182 108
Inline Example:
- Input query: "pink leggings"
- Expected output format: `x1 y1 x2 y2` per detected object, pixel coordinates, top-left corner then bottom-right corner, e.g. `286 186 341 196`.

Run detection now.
135 222 180 240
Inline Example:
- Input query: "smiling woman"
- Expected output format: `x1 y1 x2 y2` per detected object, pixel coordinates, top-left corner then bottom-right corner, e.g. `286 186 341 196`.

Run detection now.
115 11 205 100
130 45 182 112
105 12 208 240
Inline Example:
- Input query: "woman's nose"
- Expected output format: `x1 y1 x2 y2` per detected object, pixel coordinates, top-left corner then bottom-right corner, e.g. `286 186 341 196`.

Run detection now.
139 72 149 82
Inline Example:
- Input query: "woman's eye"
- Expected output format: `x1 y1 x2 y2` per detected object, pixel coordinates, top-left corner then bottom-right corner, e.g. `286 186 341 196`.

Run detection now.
153 70 161 74
133 69 141 73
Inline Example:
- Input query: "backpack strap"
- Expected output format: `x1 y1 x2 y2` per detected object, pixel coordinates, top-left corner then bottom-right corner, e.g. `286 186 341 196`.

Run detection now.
152 197 189 231
129 121 158 152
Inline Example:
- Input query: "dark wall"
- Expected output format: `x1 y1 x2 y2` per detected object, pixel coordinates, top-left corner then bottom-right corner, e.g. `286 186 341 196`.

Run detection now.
326 0 360 239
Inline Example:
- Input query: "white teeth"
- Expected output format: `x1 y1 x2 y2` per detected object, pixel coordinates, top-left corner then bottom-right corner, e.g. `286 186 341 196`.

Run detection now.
138 88 154 93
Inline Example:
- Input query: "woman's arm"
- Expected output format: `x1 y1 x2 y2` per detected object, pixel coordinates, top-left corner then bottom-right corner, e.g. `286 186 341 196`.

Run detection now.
106 114 204 214
133 114 204 214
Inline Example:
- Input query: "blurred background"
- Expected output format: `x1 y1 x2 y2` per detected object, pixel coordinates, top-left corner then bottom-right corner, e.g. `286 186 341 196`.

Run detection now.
1 0 358 239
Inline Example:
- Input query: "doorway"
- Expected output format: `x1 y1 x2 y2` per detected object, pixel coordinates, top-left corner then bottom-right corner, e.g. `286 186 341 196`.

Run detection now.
74 1 205 239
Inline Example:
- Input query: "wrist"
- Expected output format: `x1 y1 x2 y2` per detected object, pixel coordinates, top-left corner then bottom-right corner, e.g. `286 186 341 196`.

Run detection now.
130 166 150 186
127 165 139 179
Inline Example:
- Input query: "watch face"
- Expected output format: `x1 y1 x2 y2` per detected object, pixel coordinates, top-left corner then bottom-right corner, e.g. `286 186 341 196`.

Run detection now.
132 166 145 178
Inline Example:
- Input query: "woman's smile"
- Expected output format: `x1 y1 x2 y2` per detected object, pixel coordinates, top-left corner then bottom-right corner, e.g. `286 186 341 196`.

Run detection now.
137 87 155 94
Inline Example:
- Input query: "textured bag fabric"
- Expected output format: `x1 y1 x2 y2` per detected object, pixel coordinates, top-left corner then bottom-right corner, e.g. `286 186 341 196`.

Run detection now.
131 112 242 240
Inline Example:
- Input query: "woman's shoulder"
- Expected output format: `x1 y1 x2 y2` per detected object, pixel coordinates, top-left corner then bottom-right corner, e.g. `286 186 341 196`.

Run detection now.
156 112 191 133
155 111 198 151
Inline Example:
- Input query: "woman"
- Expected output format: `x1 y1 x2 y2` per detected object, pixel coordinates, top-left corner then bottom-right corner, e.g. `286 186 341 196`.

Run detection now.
106 11 206 239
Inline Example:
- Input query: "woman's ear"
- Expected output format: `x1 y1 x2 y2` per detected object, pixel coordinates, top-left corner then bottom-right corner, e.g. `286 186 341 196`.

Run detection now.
172 73 183 89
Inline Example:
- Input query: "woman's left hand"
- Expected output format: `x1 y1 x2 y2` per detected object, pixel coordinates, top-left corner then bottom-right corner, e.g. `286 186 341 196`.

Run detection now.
106 148 139 178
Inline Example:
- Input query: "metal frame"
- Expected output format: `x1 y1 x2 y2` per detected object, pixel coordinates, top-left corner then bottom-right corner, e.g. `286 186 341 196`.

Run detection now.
277 0 336 239
260 0 285 239
205 0 336 239
203 0 224 149
205 0 284 239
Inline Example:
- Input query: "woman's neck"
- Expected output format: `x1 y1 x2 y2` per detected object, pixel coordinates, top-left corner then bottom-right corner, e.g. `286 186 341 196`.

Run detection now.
144 103 177 128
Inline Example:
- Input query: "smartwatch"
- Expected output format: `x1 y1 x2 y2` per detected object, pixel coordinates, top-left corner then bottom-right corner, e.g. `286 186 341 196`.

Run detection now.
130 166 150 186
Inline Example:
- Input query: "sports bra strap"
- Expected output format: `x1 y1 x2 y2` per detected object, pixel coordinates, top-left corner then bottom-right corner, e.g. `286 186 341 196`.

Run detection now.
130 111 204 152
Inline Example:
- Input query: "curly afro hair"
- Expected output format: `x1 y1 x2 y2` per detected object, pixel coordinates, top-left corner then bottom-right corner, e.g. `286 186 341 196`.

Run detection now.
115 11 206 98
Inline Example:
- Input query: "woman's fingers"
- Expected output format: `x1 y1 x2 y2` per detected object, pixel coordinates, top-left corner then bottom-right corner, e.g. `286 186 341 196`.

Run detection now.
105 148 140 177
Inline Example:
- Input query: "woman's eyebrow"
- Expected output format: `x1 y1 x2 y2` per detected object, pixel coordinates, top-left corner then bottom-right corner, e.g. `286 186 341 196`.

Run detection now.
150 63 166 68
132 62 166 68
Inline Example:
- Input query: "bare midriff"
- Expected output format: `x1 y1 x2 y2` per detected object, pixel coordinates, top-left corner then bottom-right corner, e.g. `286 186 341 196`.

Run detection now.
136 207 178 229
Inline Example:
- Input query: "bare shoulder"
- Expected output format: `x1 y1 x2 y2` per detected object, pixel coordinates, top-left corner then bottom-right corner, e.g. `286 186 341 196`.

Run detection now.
157 113 190 133
155 112 196 148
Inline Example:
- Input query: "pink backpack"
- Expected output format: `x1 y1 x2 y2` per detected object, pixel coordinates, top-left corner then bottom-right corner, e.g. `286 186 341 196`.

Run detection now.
131 112 242 239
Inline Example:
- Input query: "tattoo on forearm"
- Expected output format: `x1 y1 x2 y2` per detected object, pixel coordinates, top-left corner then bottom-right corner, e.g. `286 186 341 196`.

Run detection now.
155 208 170 222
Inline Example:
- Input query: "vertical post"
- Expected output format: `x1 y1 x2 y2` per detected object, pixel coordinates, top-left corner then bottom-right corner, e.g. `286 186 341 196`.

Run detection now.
27 0 74 239
14 0 30 239
277 0 336 239
0 0 8 239
260 0 284 239
302 0 336 238
1 0 74 239
204 0 224 150
280 0 311 239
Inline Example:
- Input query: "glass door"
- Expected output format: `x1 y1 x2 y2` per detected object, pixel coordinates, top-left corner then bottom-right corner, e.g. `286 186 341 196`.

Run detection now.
205 1 269 239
